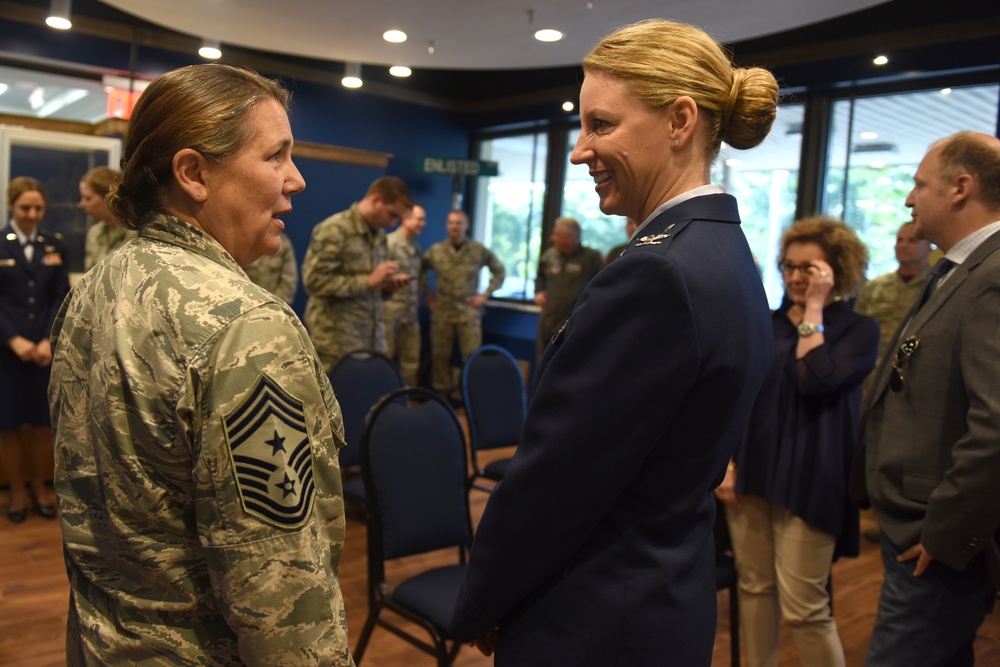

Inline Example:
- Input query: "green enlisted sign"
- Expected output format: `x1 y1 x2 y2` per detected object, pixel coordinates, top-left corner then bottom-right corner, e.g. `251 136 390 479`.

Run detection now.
417 156 499 177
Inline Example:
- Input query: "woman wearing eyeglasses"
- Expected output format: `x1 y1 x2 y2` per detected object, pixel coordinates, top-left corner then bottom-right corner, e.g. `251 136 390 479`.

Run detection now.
715 216 879 667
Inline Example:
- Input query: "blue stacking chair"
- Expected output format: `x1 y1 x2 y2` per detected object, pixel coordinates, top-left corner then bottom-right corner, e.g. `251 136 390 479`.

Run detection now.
352 387 473 666
460 344 527 492
327 349 405 521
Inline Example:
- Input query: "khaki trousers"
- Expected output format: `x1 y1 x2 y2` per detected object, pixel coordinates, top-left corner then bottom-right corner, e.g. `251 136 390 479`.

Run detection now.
725 495 845 667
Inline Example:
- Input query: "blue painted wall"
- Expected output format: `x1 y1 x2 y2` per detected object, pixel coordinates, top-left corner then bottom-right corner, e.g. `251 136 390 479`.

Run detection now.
1 16 541 365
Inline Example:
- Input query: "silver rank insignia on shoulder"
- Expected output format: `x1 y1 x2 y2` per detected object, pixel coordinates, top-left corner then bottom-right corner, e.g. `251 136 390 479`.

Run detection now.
223 372 315 528
634 224 675 247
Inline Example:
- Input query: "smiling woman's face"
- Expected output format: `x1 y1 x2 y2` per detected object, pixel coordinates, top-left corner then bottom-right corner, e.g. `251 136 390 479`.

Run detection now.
569 71 674 223
10 189 45 234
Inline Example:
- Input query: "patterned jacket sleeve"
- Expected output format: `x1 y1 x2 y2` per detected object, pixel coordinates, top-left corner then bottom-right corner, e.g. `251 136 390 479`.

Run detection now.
483 246 506 295
302 222 370 299
185 303 352 665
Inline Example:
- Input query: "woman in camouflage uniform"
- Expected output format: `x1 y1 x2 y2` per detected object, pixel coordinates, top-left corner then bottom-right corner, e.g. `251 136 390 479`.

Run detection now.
49 64 354 666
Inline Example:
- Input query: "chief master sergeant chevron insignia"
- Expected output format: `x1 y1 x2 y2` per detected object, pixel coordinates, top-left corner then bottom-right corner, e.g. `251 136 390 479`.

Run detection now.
223 372 315 528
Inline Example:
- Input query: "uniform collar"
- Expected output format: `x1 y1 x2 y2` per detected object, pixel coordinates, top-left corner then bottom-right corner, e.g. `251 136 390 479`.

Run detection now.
8 220 37 246
139 213 244 275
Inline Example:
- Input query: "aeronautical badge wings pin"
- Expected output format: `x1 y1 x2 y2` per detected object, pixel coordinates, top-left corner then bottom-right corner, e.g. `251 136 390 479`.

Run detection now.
223 372 315 529
634 224 677 247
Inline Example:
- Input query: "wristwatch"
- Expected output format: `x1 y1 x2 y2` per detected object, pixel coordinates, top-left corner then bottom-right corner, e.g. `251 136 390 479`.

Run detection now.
797 321 824 337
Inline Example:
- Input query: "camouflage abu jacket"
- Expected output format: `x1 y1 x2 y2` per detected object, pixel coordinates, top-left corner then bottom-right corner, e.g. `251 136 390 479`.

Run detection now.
383 227 422 325
49 213 353 666
420 238 505 319
302 204 389 369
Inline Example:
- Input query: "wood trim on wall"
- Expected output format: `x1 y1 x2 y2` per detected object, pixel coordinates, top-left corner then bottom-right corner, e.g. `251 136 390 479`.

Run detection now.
0 114 392 168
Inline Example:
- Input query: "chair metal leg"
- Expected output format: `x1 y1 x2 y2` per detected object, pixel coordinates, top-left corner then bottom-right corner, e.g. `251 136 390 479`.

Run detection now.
352 604 382 665
729 583 740 667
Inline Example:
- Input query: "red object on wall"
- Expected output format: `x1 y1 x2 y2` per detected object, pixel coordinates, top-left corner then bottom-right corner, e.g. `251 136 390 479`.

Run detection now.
106 87 141 119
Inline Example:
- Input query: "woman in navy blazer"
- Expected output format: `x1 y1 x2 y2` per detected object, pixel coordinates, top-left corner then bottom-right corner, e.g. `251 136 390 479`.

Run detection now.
450 19 779 666
1 177 69 522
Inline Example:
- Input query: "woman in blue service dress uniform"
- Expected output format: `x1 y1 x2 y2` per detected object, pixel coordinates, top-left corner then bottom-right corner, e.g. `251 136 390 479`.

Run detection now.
0 176 69 522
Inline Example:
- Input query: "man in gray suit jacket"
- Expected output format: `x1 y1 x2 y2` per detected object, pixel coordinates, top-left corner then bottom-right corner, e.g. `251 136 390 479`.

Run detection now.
851 131 1000 667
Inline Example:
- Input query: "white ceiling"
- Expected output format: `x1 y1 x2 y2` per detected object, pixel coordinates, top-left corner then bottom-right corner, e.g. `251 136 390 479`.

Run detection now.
99 0 891 70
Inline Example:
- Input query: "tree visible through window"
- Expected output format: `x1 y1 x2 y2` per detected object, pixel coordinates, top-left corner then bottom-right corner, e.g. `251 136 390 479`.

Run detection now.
472 133 546 300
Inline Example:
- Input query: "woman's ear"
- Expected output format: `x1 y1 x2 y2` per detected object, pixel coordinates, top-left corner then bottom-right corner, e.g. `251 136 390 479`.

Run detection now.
172 148 207 202
668 96 699 145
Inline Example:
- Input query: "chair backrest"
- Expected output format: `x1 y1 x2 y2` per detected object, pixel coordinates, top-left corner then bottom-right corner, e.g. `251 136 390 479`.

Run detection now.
328 350 405 469
461 344 527 457
362 387 473 562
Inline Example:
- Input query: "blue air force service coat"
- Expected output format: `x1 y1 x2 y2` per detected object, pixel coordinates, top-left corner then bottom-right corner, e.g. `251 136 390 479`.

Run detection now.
450 193 773 666
0 223 70 354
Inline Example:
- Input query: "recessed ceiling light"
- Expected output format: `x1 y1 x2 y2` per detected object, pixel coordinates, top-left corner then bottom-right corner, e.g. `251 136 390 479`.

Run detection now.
342 62 363 89
199 40 222 60
873 55 888 66
383 30 407 43
940 88 952 95
562 101 574 112
46 16 71 29
389 66 412 78
534 29 563 42
46 0 72 29
860 131 878 140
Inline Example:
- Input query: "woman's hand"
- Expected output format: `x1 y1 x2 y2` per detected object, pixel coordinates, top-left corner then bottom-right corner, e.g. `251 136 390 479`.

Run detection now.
32 338 52 367
472 627 499 656
804 259 835 307
9 335 35 362
714 464 740 506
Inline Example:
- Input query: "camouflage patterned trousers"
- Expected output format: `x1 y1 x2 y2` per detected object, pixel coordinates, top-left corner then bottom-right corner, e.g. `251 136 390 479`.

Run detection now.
430 311 481 394
384 311 421 387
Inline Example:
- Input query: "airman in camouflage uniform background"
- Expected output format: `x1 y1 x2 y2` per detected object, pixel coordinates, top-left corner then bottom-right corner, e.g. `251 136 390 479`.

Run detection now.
854 220 931 391
421 209 505 394
533 217 603 362
383 203 426 386
302 177 413 372
244 230 299 305
604 217 637 265
78 166 136 272
83 223 136 271
48 64 354 666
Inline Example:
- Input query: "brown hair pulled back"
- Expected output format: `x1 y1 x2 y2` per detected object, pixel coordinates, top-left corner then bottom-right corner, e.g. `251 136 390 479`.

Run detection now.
80 166 120 198
7 176 46 207
582 19 779 160
108 64 289 230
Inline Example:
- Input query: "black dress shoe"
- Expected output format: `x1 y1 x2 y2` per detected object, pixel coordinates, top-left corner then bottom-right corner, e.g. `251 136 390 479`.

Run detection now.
27 484 57 519
6 505 27 523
